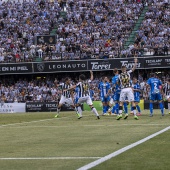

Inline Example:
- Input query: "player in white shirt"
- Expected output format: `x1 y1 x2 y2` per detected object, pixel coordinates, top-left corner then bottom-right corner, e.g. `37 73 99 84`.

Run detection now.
117 58 139 120
54 77 75 118
65 71 100 119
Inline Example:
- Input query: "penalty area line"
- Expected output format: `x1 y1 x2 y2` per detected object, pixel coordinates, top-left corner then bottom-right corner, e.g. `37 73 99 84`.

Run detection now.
77 125 170 170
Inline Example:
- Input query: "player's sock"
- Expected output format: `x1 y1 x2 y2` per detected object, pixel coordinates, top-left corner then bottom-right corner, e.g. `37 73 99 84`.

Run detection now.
91 107 99 116
77 106 82 117
75 107 78 113
159 102 164 115
149 103 153 115
112 105 116 114
116 106 123 120
57 107 61 113
106 105 109 112
123 102 128 114
132 106 137 116
55 108 61 117
168 102 170 113
103 106 107 114
130 105 133 112
136 105 141 113
115 103 119 114
130 104 133 114
118 106 123 115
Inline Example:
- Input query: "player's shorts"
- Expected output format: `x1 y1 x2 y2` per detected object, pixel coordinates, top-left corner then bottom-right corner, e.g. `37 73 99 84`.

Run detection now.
149 93 162 101
113 93 120 102
100 96 110 103
109 98 115 106
59 95 74 106
77 96 93 105
119 88 134 102
74 97 79 104
134 96 140 103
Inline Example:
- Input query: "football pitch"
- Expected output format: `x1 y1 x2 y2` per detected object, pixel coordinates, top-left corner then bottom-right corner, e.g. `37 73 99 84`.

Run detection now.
0 110 170 170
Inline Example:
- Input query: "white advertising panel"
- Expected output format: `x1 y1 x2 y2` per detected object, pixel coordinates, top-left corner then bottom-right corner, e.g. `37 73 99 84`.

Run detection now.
0 103 25 113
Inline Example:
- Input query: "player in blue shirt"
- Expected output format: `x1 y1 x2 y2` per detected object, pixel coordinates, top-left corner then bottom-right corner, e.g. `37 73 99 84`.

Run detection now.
89 87 95 101
146 73 164 116
98 76 111 115
130 77 141 116
111 68 128 115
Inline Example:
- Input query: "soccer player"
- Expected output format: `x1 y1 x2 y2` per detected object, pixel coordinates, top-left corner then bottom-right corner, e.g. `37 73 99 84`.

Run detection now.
98 76 111 115
111 68 128 115
89 85 95 101
117 58 139 120
163 78 170 114
65 71 100 119
54 77 77 118
111 68 120 115
146 73 164 117
131 77 141 116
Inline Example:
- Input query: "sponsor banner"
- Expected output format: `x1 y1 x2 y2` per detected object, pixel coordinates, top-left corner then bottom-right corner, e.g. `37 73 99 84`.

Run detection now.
144 56 170 68
26 102 57 112
0 63 33 74
26 102 82 112
88 58 144 70
0 103 25 113
36 35 56 45
33 61 88 73
61 104 75 111
0 56 169 75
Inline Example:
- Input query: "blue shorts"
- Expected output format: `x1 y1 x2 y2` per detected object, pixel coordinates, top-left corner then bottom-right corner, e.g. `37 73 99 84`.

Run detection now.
149 93 162 101
134 96 140 103
113 93 120 102
101 96 110 103
74 97 79 104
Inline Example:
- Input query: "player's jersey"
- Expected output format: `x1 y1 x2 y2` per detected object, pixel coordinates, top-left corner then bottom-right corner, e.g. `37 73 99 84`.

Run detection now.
147 77 162 94
98 82 110 97
164 82 170 96
112 74 121 93
118 70 132 89
60 83 72 98
76 80 91 98
74 86 79 103
89 89 94 99
132 83 141 99
98 81 102 90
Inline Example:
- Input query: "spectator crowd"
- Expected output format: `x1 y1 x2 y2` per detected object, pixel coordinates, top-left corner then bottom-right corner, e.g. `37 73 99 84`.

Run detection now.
128 0 170 57
0 0 168 63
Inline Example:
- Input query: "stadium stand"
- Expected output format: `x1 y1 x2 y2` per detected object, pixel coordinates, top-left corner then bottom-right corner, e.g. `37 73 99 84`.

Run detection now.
0 0 169 61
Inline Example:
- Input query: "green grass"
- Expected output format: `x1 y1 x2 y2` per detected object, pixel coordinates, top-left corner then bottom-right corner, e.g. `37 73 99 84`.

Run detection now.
0 110 170 170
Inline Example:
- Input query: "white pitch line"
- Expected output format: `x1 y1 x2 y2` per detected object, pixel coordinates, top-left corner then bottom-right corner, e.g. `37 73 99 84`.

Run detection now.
77 125 170 170
0 115 77 128
0 118 55 128
0 157 101 160
0 114 94 128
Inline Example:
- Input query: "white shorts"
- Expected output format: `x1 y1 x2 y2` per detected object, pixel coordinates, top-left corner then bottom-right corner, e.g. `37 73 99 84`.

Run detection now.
119 88 134 102
109 98 115 105
77 96 93 105
59 95 74 106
